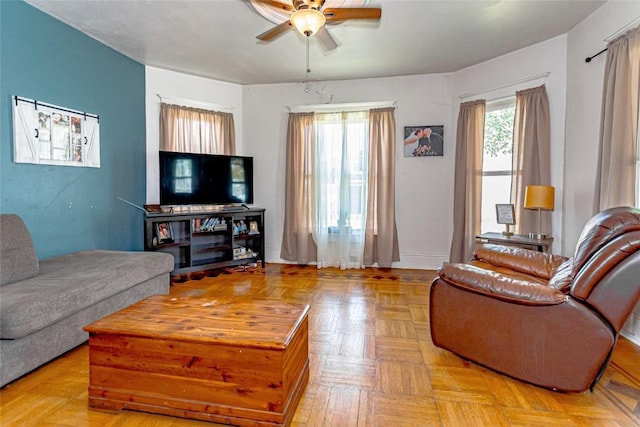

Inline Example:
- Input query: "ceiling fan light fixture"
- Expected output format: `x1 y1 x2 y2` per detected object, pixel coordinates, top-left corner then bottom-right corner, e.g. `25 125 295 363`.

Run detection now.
290 8 326 37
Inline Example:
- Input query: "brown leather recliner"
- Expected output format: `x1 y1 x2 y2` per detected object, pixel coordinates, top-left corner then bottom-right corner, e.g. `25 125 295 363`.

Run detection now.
430 206 640 392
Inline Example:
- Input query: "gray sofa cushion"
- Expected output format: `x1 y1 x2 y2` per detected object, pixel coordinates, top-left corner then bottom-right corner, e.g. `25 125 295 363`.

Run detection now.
0 214 39 286
0 249 174 339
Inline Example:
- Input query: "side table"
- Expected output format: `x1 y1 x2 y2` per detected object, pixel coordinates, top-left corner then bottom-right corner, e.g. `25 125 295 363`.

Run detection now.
476 232 553 252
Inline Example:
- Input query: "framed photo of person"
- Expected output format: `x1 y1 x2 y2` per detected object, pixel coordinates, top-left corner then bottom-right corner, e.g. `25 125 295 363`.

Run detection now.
155 222 174 244
403 125 444 157
248 221 260 235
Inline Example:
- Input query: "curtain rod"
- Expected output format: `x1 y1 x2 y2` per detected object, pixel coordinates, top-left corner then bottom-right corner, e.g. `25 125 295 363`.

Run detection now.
458 72 550 100
14 95 99 121
585 18 640 63
287 100 396 113
585 48 607 63
157 94 234 113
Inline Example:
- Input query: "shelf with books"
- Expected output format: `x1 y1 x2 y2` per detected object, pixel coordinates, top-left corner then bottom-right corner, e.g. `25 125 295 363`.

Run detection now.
144 207 265 274
192 216 231 234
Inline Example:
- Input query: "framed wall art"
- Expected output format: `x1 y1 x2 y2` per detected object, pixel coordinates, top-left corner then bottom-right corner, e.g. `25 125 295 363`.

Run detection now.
403 125 444 157
12 95 100 168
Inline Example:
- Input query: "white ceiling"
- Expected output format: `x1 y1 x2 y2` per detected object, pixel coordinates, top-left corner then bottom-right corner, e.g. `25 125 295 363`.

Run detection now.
25 0 606 85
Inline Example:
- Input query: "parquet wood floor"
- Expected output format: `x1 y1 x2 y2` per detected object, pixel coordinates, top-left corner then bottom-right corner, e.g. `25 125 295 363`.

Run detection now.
1 264 639 426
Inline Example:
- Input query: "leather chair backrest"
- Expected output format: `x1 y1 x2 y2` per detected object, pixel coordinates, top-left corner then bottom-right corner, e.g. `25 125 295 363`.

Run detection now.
571 206 640 277
569 207 640 332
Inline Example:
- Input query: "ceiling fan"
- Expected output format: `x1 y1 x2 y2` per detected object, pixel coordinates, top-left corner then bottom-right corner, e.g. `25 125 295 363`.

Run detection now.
252 0 381 50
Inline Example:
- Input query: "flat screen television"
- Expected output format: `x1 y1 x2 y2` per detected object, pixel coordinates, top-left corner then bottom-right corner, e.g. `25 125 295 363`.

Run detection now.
159 151 253 206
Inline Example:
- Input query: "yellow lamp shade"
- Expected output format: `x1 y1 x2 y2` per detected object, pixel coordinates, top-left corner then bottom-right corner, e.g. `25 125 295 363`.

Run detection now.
524 185 555 210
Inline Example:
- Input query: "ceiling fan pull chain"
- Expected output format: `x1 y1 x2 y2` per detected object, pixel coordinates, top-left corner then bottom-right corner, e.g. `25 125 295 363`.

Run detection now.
305 36 311 93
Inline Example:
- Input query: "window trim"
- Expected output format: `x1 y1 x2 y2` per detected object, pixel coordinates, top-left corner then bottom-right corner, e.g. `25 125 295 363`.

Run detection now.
486 96 516 113
480 96 516 233
313 111 370 235
288 101 394 113
481 96 516 180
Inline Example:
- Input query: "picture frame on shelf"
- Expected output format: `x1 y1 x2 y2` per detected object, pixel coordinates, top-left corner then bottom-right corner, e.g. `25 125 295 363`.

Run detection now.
248 220 260 235
155 222 174 244
495 204 515 236
496 204 515 224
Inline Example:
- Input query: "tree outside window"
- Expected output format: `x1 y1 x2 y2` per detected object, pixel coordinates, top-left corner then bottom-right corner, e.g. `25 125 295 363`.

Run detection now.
481 98 515 232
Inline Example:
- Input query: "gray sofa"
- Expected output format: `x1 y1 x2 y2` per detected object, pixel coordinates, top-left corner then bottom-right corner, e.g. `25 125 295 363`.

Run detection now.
0 214 174 386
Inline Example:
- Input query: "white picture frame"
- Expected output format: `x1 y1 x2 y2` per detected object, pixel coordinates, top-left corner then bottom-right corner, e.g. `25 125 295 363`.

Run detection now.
496 204 515 225
12 95 100 168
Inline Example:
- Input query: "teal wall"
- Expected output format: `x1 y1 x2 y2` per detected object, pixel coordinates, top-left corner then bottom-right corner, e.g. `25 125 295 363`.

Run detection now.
0 1 146 259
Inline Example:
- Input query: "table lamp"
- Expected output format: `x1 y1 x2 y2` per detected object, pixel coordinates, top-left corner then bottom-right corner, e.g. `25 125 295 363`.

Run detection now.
524 185 554 240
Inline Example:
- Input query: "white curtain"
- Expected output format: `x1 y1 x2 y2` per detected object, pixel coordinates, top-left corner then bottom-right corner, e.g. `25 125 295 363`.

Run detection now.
313 111 369 269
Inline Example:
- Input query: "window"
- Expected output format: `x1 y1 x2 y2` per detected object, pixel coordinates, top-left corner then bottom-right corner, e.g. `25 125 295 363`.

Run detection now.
481 97 515 232
281 106 397 268
315 111 369 234
312 111 370 269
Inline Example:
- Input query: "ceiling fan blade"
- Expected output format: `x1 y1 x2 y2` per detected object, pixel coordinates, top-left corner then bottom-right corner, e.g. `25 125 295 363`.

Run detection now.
324 7 382 22
255 0 295 12
315 27 338 51
256 21 293 41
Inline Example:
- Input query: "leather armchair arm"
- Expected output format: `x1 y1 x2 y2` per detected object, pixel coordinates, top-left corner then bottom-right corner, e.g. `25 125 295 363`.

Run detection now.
474 244 568 280
438 263 567 306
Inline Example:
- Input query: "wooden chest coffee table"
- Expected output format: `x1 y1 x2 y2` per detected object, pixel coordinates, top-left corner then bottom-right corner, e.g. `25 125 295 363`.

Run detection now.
84 295 310 427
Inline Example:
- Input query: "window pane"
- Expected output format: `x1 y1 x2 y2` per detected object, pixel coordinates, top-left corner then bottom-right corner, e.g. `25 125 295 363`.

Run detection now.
481 175 512 232
315 112 368 232
482 98 515 233
483 106 514 171
316 122 342 230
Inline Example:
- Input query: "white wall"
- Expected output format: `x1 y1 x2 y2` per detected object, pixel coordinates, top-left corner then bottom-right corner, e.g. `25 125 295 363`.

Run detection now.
564 2 640 253
564 2 640 346
144 66 243 203
242 30 567 268
242 74 454 269
145 35 571 270
142 3 638 266
451 35 568 254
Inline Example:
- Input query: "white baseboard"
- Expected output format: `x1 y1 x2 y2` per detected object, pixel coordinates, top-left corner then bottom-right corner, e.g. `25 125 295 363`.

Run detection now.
621 305 640 347
265 248 446 270
391 251 447 270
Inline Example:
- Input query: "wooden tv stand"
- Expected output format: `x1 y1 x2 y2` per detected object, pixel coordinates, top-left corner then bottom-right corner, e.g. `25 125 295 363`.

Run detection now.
144 206 265 274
